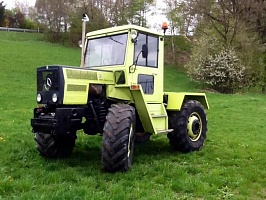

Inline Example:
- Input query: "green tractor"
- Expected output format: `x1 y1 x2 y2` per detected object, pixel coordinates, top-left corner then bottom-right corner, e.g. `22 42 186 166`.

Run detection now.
31 22 209 172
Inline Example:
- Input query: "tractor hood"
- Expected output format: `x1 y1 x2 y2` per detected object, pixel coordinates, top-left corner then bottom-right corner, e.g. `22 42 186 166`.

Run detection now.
36 65 115 105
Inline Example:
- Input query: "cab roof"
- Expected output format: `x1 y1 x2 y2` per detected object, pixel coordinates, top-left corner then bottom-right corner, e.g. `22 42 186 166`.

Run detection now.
86 24 163 38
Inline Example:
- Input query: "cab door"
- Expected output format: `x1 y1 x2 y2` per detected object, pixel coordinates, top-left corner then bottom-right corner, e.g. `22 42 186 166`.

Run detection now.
132 33 163 103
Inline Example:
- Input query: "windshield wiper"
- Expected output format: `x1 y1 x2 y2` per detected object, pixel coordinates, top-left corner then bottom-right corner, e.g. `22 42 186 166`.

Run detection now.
108 36 124 45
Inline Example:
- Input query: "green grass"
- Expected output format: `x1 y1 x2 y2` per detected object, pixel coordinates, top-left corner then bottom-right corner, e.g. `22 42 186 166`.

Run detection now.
164 66 201 92
1 31 266 199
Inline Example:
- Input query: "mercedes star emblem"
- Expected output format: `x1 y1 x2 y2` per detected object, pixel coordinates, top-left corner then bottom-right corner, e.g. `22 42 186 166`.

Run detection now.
44 77 52 91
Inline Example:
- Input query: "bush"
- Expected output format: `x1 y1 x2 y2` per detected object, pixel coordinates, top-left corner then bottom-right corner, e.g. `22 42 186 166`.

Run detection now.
187 21 266 93
186 35 248 93
188 48 246 93
44 31 71 46
21 18 38 30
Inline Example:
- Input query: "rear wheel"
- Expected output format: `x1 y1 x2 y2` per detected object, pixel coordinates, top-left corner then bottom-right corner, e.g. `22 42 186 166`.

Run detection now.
102 104 136 172
35 132 76 158
167 100 207 152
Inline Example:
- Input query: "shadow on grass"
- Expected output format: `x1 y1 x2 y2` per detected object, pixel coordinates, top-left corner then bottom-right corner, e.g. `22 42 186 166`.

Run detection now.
47 134 180 168
35 134 185 175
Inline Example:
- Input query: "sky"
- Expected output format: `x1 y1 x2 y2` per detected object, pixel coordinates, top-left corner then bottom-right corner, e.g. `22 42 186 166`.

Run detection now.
5 0 36 9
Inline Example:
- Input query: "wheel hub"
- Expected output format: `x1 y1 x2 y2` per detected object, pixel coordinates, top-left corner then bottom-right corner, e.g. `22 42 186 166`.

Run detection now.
187 113 202 141
192 119 200 134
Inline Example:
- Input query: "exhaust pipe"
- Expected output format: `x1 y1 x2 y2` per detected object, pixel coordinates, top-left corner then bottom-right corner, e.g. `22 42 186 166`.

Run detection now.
80 14 89 67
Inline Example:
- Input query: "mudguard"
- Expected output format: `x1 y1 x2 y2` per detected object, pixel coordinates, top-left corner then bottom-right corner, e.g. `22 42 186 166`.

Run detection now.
164 92 209 111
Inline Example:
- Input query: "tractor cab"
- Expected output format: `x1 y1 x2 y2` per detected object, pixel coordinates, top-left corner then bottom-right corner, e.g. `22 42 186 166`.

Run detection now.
83 25 165 103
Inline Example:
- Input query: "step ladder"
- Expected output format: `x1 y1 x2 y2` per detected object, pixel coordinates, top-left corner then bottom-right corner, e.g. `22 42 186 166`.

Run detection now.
130 88 172 135
148 103 172 134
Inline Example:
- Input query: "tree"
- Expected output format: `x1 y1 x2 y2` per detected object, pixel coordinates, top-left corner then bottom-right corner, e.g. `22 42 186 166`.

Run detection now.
127 0 155 27
164 0 196 36
14 0 30 15
68 2 110 47
4 8 25 28
35 0 76 32
100 0 154 26
161 0 195 66
192 0 266 92
163 0 265 92
235 0 266 92
0 1 5 26
33 0 156 45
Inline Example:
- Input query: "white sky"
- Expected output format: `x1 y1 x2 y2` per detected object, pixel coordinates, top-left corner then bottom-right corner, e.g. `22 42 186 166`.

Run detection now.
5 0 36 9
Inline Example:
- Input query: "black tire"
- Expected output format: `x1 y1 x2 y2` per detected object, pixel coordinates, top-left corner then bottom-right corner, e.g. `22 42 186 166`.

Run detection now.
101 104 136 172
167 100 207 152
35 132 76 158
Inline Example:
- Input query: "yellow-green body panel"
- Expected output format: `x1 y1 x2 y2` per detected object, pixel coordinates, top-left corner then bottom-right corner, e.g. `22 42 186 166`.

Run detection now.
107 85 133 101
62 67 115 104
130 86 168 134
165 92 209 111
86 25 163 38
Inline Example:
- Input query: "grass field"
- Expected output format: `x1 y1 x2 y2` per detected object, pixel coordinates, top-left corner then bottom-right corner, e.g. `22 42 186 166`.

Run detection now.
0 31 266 200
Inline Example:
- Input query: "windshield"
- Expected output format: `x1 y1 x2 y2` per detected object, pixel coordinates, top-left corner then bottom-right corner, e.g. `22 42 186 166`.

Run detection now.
84 33 128 67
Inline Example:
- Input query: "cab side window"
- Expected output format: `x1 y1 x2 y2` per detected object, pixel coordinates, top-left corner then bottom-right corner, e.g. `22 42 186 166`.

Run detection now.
134 33 158 68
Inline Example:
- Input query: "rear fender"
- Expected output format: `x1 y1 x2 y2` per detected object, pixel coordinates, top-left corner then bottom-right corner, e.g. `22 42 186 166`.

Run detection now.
165 92 209 111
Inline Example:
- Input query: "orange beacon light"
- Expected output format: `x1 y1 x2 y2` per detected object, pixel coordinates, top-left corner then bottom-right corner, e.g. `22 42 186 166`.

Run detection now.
162 22 168 35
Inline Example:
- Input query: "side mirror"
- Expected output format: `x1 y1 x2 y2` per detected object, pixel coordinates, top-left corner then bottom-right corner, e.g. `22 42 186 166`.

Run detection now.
142 44 148 58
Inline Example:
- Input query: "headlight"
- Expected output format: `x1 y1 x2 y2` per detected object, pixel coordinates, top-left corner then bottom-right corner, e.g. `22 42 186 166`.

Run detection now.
37 93 42 103
52 93 58 103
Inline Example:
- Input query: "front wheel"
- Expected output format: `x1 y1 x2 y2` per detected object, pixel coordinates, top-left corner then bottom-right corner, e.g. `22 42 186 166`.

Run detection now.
167 100 207 152
35 132 76 158
101 104 136 172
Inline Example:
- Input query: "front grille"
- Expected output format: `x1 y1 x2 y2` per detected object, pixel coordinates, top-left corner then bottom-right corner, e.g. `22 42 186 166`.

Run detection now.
66 69 98 80
67 84 87 91
36 66 64 105
37 69 59 92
